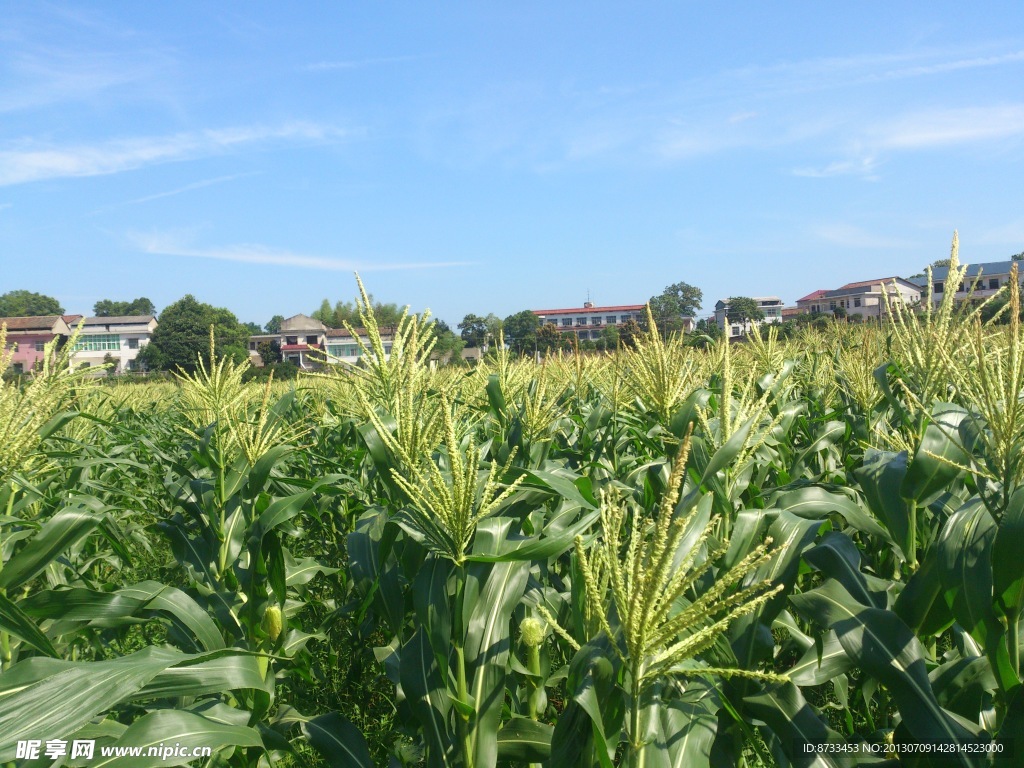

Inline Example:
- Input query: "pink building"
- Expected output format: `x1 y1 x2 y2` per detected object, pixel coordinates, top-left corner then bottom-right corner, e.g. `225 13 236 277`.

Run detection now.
0 316 76 373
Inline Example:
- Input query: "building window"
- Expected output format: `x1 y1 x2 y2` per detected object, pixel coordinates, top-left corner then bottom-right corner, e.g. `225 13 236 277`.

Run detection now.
934 282 943 294
34 341 46 352
306 335 318 344
990 278 1000 290
606 316 617 324
73 334 120 352
591 317 602 325
286 336 298 345
547 319 557 325
384 344 392 354
327 343 360 358
561 319 572 327
249 341 257 350
127 338 139 350
854 298 861 308
829 301 836 310
731 326 741 336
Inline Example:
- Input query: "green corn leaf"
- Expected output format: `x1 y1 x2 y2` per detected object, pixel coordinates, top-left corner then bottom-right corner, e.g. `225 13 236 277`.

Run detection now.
0 506 105 590
301 712 373 768
855 450 912 563
85 710 263 768
0 591 58 657
496 717 553 763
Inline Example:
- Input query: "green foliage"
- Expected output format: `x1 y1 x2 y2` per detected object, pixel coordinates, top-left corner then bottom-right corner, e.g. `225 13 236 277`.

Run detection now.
265 314 284 334
144 294 249 374
93 297 156 317
459 313 488 346
725 296 765 325
0 289 63 317
649 280 703 334
503 310 541 354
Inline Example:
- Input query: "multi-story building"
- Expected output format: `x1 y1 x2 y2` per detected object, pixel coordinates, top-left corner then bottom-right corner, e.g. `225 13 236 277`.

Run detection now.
530 302 650 343
0 315 76 373
248 314 392 369
714 297 784 338
71 316 158 373
927 260 1023 306
795 290 830 315
822 277 921 319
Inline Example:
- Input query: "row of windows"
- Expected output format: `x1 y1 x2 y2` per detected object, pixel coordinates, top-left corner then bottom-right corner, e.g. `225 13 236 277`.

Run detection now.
934 278 1002 294
552 315 636 328
325 344 392 358
73 334 121 351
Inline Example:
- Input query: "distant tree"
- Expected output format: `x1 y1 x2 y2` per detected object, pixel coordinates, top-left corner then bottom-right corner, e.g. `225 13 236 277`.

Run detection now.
648 281 703 335
103 352 118 376
312 298 334 325
726 297 765 326
503 310 540 354
932 258 951 268
695 318 723 338
1012 251 1023 261
134 343 166 372
458 314 488 347
0 290 63 317
257 340 281 366
265 315 284 334
242 321 263 334
144 295 249 374
536 322 565 355
430 320 465 362
93 297 156 317
618 318 643 349
832 305 847 320
598 325 620 351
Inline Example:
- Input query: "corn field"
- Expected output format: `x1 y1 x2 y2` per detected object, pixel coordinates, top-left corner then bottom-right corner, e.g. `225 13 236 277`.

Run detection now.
1 244 1023 767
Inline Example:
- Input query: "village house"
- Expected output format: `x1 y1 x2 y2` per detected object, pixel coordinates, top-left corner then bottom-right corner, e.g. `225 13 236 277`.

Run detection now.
0 315 77 373
926 260 1024 306
531 302 659 343
71 315 158 373
823 277 921 320
714 297 784 338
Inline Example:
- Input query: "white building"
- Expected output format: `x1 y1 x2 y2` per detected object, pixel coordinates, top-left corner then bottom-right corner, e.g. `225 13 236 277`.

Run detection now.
823 277 921 319
531 302 648 343
247 314 392 370
714 297 783 338
72 316 157 373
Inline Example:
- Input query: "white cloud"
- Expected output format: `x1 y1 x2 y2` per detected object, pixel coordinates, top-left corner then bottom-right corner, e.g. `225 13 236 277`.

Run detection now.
129 232 473 272
0 123 351 186
793 156 880 179
304 55 422 71
870 104 1024 149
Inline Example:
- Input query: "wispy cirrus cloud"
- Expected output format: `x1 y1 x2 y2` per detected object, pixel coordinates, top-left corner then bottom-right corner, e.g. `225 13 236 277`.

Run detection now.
795 103 1024 179
793 156 881 179
129 232 473 272
0 123 353 186
87 172 262 215
304 55 424 72
869 104 1024 149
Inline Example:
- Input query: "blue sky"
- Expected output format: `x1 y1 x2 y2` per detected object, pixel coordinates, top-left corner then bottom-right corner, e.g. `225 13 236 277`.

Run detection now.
2 2 1024 327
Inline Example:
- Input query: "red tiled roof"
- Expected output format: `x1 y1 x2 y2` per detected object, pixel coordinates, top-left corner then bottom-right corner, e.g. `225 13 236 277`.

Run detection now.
795 290 829 303
281 344 319 352
531 304 645 316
